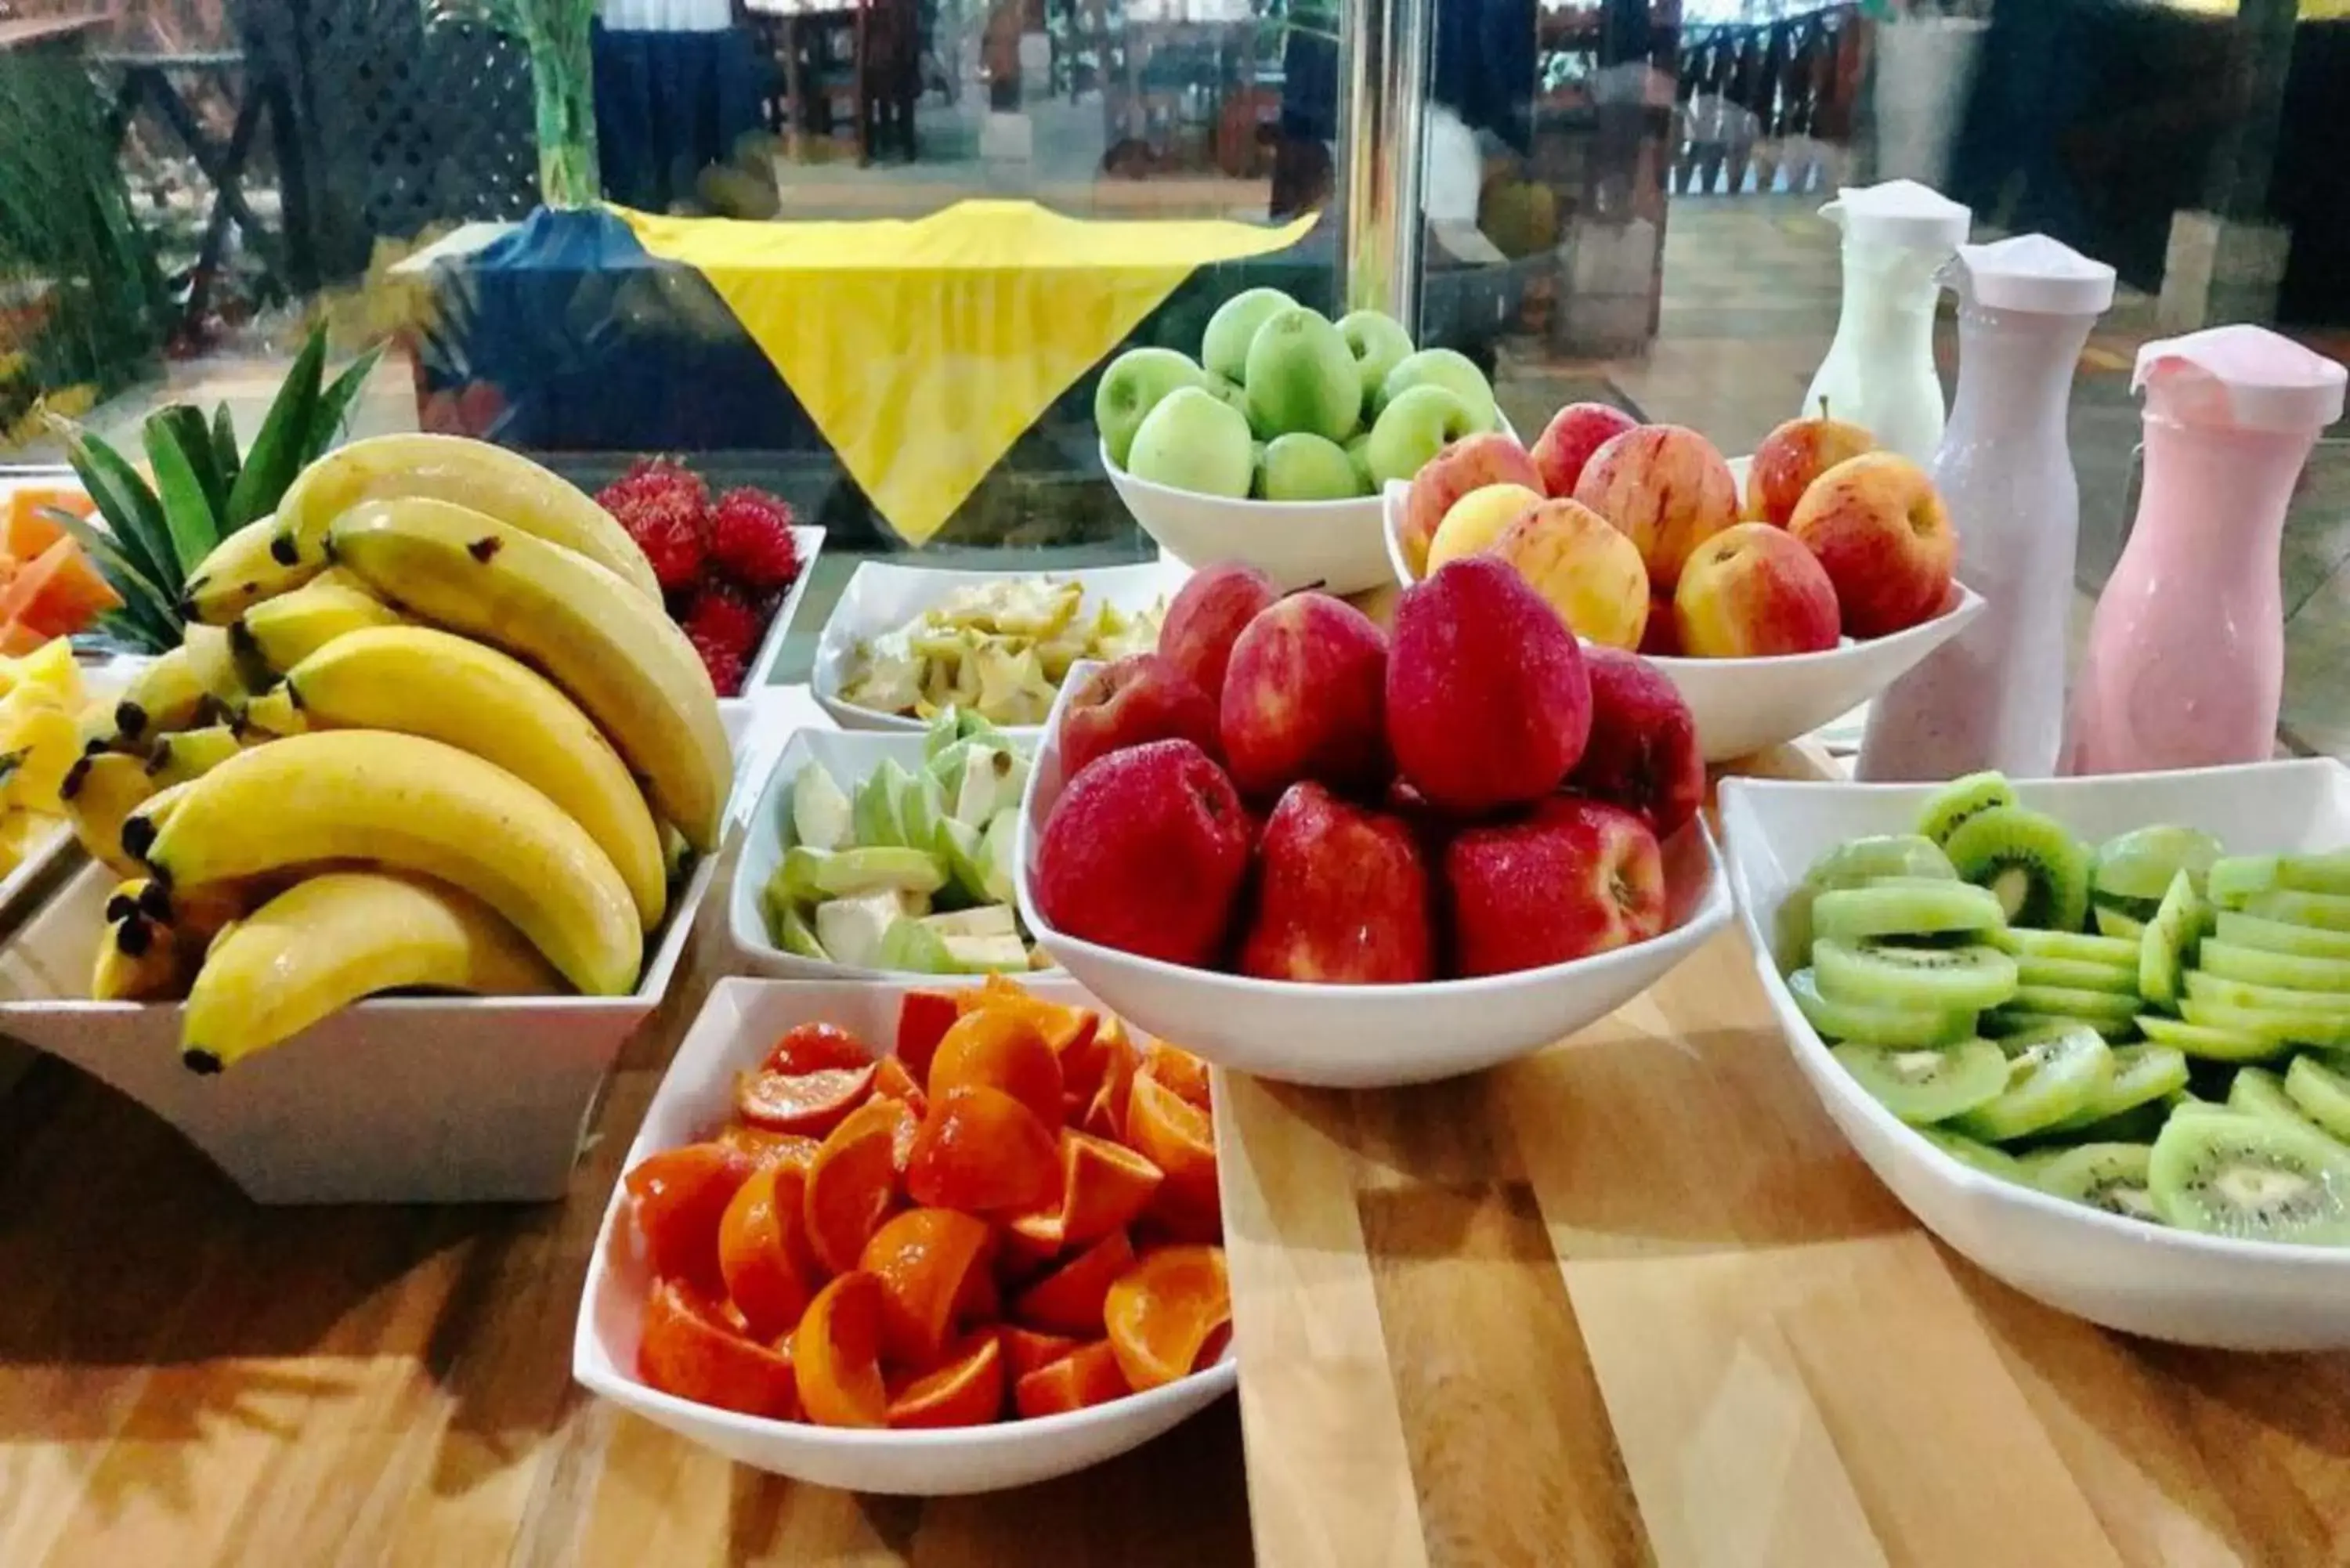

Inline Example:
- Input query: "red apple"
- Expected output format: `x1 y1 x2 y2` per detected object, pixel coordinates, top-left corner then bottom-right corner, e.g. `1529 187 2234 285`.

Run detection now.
1745 413 1875 527
1219 593 1390 800
1386 556 1589 816
1672 522 1842 658
1058 653 1219 782
1638 592 1682 657
1158 562 1280 703
1238 782 1434 983
1569 648 1704 839
1531 402 1640 499
1786 452 1957 638
1396 432 1542 577
1444 797 1666 976
1033 738 1252 967
1571 425 1740 591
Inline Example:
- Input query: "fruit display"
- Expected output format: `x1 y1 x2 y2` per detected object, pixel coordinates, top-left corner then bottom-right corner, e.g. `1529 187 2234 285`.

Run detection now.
838 577 1163 727
1397 403 1958 658
620 981 1230 1428
1029 556 1704 983
763 710 1043 974
1781 769 2350 1247
592 457 804 697
1095 290 1499 503
0 486 116 652
56 432 728 1069
0 637 99 877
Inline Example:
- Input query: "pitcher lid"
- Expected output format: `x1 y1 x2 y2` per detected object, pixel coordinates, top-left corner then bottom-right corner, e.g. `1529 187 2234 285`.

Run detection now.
1950 234 2115 315
2133 326 2347 432
1820 179 1971 250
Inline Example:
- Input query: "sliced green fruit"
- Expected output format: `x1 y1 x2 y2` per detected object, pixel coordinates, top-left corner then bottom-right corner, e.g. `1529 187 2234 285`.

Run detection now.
783 844 949 901
1983 1008 2135 1042
978 807 1020 905
2243 889 2350 930
2014 953 2138 994
893 767 947 854
2184 970 2350 1021
2149 1111 2350 1244
943 932 1030 973
2006 983 2140 1025
2034 1142 2161 1222
1788 966 1975 1047
2179 996 2350 1049
2196 941 2350 994
1947 1024 2115 1143
2138 869 2207 1010
923 705 964 759
2093 905 2149 941
2207 854 2280 909
1777 834 1959 968
2226 1065 2331 1140
2276 851 2350 897
923 904 1019 941
949 743 1023 828
1810 881 2006 945
1943 804 2091 933
935 815 989 903
1916 771 2016 847
790 760 854 852
815 889 925 970
2285 1054 2350 1144
2091 825 2224 904
774 903 830 963
1832 1039 2008 1125
2049 1097 2172 1145
2216 910 2350 961
1992 927 2138 967
1813 938 2019 1014
2047 1044 2189 1133
2135 1014 2289 1062
852 760 913 847
877 913 957 974
1919 1127 2029 1180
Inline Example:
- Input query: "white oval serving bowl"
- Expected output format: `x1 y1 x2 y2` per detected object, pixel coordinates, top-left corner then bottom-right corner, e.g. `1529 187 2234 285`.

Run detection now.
1015 663 1732 1088
714 522 826 715
1719 757 2350 1351
573 974 1236 1494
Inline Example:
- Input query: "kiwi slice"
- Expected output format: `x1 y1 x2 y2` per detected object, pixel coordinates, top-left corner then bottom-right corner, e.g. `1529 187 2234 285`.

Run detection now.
2136 1014 2289 1063
2285 1054 2350 1143
1947 1024 2115 1143
1919 1127 2029 1181
1943 805 2092 933
2138 869 2207 1010
2180 996 2350 1050
2092 826 2225 904
2184 970 2350 1023
2006 983 2140 1025
1982 1008 2135 1042
2149 1111 2350 1244
2048 1097 2172 1146
2216 910 2350 961
1992 928 2138 968
1810 881 2006 945
1813 938 2018 1014
2243 889 2350 932
2046 1044 2189 1134
2196 941 2350 994
1832 1039 2008 1125
2276 852 2350 898
2225 1065 2332 1140
2094 906 2149 941
1916 771 2016 848
2034 1142 2161 1222
2013 954 2138 995
2207 854 2281 909
1777 834 1960 968
1787 967 1976 1049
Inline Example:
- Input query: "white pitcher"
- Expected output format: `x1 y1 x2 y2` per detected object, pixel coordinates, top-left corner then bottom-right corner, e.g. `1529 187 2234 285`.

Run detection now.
1802 179 1972 465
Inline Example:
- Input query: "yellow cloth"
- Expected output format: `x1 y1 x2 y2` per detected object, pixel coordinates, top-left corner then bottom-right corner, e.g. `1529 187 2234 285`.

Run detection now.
619 201 1315 544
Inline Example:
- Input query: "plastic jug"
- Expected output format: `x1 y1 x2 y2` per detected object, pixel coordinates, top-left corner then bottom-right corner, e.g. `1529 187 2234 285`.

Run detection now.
2066 326 2347 775
1860 235 2115 780
1803 179 1972 464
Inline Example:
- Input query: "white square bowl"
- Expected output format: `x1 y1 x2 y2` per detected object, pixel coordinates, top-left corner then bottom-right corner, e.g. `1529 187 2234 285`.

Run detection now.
573 974 1237 1495
1380 480 1984 763
1719 759 2350 1350
1015 663 1733 1088
714 523 826 715
810 558 1191 737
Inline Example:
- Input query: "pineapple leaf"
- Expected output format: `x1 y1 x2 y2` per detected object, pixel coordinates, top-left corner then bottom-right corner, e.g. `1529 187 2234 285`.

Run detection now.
222 324 324 528
144 406 226 572
212 402 241 493
306 338 387 464
38 504 182 651
49 414 183 598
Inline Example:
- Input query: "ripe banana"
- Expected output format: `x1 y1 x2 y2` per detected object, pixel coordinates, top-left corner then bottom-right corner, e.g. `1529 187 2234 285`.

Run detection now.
120 779 197 865
143 730 641 995
182 514 323 626
183 622 269 717
274 434 661 601
233 569 405 673
93 878 253 1001
181 870 562 1072
327 498 728 851
60 750 155 877
116 646 209 740
276 625 667 928
145 724 242 788
236 687 306 739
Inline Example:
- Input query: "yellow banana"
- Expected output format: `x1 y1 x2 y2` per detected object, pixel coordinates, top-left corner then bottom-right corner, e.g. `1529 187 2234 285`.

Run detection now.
236 687 306 739
182 514 324 625
92 909 190 1000
276 625 667 927
274 433 661 600
60 749 155 877
327 498 727 851
145 723 242 788
181 870 562 1071
233 569 405 674
143 730 640 996
115 646 209 740
120 779 197 866
182 623 269 717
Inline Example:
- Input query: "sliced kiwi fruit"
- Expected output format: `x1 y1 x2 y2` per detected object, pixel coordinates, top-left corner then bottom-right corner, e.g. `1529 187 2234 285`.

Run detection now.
1810 881 2006 945
2047 1097 2172 1146
2149 1111 2350 1244
1943 804 2092 933
2225 1065 2331 1140
2184 970 2350 1022
2034 1142 2161 1222
2092 825 2225 904
2195 941 2350 994
1919 1127 2028 1181
1947 1024 2115 1143
1991 927 2138 968
2013 954 2138 995
2180 996 2350 1050
2094 905 2149 941
1813 938 2018 1014
2207 854 2281 909
1832 1039 2008 1125
2276 851 2350 898
2005 983 2141 1025
1777 834 1960 968
1982 1007 2135 1042
1787 967 1976 1049
2046 1044 2189 1133
2135 1014 2289 1063
2138 869 2207 1010
2216 910 2350 961
2242 889 2350 932
2284 1054 2350 1143
1916 771 2016 848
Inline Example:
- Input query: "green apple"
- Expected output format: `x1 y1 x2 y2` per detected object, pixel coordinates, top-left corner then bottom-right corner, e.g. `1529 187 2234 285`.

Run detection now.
1096 347 1207 468
1338 309 1414 412
1260 432 1363 501
1127 385 1254 498
1249 440 1269 497
1206 373 1256 433
1202 287 1296 382
1244 306 1361 443
1364 385 1479 486
1346 432 1375 491
1377 347 1498 433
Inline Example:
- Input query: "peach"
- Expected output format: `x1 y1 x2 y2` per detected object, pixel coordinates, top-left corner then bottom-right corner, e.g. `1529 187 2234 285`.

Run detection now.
1444 797 1666 975
1530 402 1640 498
1571 425 1739 591
1396 433 1541 576
1424 482 1542 574
1485 499 1650 649
1786 452 1957 638
1219 593 1390 799
1672 522 1841 658
1745 412 1875 527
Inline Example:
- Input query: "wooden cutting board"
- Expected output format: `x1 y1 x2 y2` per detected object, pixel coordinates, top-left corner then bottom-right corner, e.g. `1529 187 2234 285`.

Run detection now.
1213 750 2350 1568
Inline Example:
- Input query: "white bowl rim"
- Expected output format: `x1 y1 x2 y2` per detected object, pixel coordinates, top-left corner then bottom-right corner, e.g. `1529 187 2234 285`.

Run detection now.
1723 758 2350 1271
1101 416 1520 514
1640 581 1986 671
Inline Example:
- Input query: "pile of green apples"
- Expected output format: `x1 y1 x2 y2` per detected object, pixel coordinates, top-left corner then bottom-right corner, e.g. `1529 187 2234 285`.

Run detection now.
1097 289 1501 504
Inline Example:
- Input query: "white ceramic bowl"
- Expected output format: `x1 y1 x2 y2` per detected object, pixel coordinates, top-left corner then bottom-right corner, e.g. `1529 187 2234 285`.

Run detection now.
1380 480 1985 763
573 974 1237 1494
1016 663 1733 1088
716 523 826 716
1720 758 2350 1350
812 558 1191 737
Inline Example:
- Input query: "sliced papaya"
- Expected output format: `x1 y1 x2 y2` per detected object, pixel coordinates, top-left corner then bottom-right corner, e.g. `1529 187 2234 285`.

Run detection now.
0 537 121 640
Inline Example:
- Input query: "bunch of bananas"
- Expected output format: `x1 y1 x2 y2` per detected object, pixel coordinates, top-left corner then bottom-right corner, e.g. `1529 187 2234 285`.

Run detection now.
63 433 728 1075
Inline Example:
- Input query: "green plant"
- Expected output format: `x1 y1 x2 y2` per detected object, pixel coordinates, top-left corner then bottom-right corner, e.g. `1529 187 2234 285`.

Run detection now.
425 1 602 208
42 324 385 653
